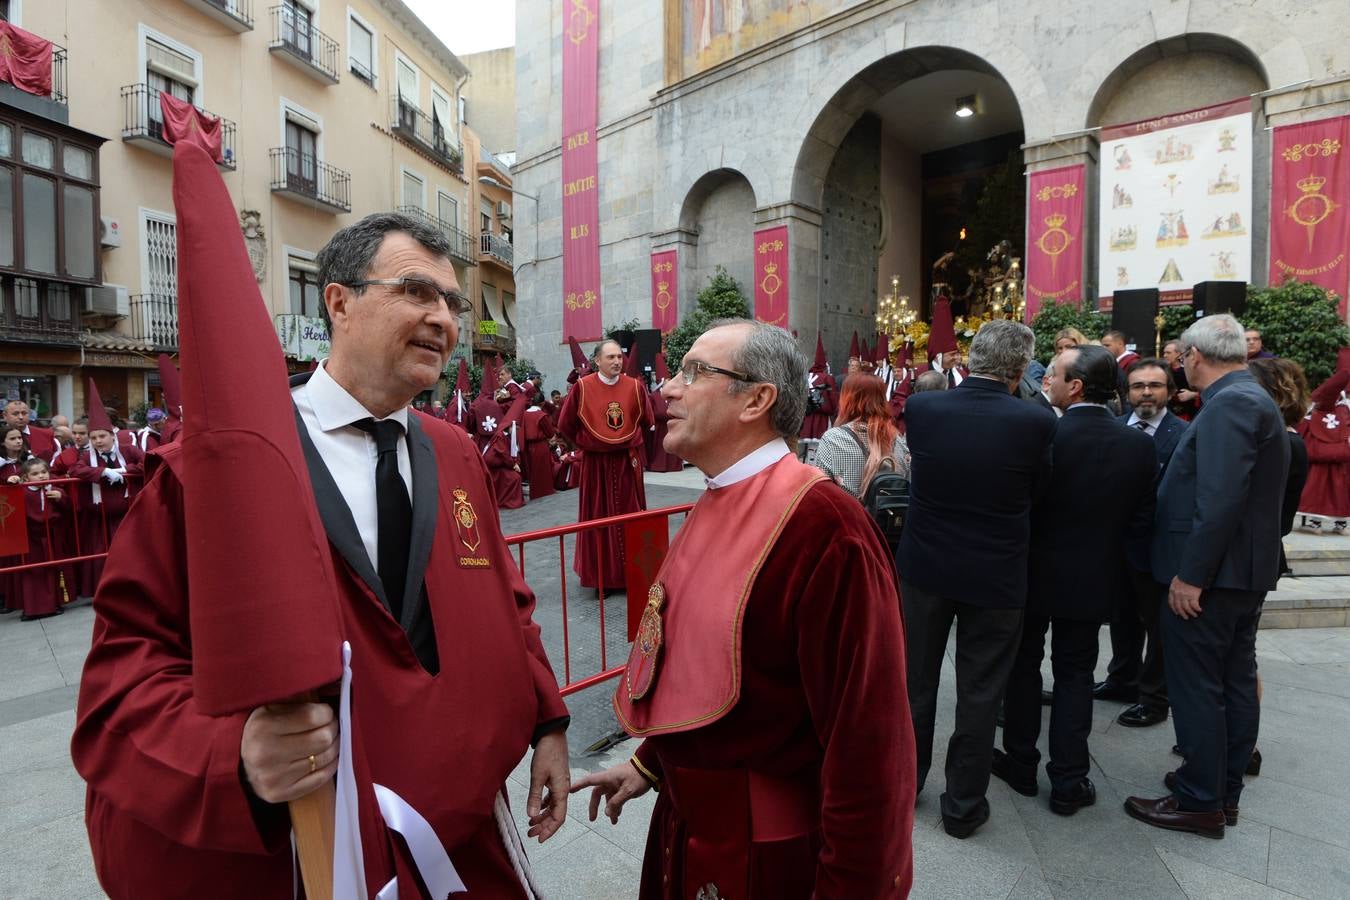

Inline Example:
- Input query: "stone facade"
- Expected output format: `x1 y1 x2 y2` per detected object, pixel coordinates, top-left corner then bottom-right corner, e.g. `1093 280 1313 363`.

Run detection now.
515 0 1350 383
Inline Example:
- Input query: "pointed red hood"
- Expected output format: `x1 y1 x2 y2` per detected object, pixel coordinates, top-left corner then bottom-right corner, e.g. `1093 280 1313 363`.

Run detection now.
478 355 499 399
812 333 827 371
624 342 642 378
655 351 671 382
454 357 471 396
860 338 871 362
85 379 114 434
157 353 183 421
172 141 341 716
875 332 889 364
928 296 958 357
497 391 531 435
568 335 590 371
849 331 860 360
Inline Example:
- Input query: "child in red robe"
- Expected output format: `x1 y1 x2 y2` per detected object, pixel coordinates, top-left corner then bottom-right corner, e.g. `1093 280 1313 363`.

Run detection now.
15 457 70 620
1297 368 1350 531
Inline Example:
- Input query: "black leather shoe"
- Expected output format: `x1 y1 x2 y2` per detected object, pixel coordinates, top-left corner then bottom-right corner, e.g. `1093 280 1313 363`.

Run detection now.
1092 680 1137 703
1040 689 1054 705
1049 777 1096 816
1164 771 1238 826
942 799 990 839
991 749 1039 797
1246 748 1262 777
1124 794 1225 838
1117 704 1168 727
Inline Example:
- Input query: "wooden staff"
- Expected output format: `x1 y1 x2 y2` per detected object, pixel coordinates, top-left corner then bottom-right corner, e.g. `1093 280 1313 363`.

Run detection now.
290 782 337 900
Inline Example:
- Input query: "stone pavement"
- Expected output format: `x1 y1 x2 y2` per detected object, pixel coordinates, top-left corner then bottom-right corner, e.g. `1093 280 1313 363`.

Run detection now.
4 469 1350 898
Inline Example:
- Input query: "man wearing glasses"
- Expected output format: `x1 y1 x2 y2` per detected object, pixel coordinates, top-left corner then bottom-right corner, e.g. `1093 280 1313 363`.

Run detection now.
75 209 570 896
571 320 915 899
557 337 653 593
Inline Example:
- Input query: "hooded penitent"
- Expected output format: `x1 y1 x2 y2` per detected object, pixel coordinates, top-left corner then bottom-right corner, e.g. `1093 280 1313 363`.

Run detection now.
928 296 958 359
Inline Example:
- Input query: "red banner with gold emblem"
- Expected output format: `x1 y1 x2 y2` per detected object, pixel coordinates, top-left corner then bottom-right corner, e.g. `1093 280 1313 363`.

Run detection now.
0 483 29 557
562 0 602 339
753 225 789 327
1025 164 1085 319
650 249 678 332
1270 116 1350 306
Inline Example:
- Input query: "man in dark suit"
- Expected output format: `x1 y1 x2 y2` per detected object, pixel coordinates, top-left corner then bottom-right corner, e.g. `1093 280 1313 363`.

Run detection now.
995 346 1156 814
1096 358 1189 727
897 320 1057 838
1125 314 1289 838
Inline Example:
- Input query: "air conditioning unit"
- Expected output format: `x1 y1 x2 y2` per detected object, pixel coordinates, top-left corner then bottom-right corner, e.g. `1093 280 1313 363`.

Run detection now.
99 216 122 249
496 200 511 219
86 284 130 317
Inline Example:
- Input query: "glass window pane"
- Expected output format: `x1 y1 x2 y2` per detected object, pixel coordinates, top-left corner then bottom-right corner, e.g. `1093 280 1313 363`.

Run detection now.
401 172 422 209
15 278 37 317
288 276 302 315
63 185 95 279
22 173 55 273
350 21 372 67
0 166 12 267
0 124 11 158
438 193 457 228
63 145 93 180
304 281 320 317
21 133 53 169
48 284 71 321
397 60 417 102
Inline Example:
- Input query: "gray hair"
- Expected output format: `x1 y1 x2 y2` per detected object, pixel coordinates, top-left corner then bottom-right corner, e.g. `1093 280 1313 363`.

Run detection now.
592 339 621 360
708 318 807 438
1181 313 1246 364
314 212 452 330
967 320 1035 382
913 369 948 393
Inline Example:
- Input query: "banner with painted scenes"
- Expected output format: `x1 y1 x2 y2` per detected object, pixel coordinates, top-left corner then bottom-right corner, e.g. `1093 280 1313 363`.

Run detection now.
1098 97 1253 303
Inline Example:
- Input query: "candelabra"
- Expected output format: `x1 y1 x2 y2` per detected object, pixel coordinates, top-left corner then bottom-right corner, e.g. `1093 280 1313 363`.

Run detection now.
877 274 916 341
994 257 1025 320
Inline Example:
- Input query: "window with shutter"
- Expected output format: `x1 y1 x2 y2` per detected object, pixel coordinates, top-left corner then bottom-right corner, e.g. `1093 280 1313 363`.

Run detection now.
401 171 423 210
349 18 374 84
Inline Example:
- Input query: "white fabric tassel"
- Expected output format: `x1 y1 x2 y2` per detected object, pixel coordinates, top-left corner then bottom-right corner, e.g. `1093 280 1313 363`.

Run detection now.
493 790 540 900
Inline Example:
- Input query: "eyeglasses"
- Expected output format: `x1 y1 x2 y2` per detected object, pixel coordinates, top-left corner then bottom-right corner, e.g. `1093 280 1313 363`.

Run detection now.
679 360 755 385
344 277 470 314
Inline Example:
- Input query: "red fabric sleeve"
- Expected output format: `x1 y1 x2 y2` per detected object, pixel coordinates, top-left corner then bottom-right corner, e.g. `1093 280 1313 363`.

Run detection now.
557 387 582 444
794 506 914 898
1304 434 1350 462
1311 370 1350 412
632 739 664 789
71 466 288 856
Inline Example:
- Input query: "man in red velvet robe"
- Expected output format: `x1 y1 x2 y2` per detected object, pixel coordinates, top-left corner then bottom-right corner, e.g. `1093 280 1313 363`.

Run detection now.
572 321 916 899
522 401 558 499
4 398 56 461
558 338 654 592
73 202 570 896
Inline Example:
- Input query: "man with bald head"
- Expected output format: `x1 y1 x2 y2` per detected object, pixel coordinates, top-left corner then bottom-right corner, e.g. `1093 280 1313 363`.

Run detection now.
558 338 653 592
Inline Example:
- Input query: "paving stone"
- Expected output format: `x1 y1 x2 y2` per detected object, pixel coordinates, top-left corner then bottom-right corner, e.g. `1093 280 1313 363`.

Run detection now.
1266 827 1350 900
0 811 102 900
1158 848 1300 900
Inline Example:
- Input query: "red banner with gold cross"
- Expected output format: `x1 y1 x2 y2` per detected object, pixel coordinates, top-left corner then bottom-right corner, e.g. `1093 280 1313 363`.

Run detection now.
753 226 789 327
561 0 603 339
650 249 678 332
1025 164 1085 319
1270 116 1350 307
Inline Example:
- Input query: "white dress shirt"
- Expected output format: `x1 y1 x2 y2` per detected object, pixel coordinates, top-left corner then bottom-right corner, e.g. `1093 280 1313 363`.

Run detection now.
704 438 790 489
597 371 620 386
1126 407 1167 436
292 360 412 573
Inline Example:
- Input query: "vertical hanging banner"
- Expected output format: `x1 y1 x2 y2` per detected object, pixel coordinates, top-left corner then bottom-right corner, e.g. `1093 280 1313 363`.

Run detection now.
650 249 678 332
1270 115 1350 304
753 225 789 327
1025 164 1085 319
561 0 602 339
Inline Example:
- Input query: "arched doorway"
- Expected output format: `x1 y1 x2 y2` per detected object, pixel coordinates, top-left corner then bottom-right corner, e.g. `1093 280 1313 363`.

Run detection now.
793 47 1027 363
677 168 758 316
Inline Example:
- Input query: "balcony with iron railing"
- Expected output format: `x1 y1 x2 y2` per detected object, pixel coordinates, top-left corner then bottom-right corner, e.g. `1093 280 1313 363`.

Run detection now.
181 0 253 32
120 84 237 169
390 95 462 175
129 294 179 351
270 147 351 213
268 5 340 84
0 287 80 346
395 206 477 267
479 231 514 269
474 318 515 354
0 39 68 124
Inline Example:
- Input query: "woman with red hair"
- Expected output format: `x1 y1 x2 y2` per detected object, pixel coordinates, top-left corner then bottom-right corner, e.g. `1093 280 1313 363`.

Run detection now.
813 374 910 499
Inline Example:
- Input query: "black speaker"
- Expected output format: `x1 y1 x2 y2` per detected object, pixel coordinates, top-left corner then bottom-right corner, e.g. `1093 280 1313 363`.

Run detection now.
1193 281 1247 319
632 328 662 372
1111 289 1160 348
610 329 636 353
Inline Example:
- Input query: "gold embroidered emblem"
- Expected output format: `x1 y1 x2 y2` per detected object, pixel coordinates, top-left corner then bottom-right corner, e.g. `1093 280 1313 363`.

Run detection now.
606 400 624 430
626 582 664 701
1286 175 1339 252
451 488 482 554
1035 213 1073 277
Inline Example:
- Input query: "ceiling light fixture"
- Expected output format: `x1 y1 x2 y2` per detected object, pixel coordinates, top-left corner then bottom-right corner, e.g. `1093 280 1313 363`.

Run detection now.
955 95 977 118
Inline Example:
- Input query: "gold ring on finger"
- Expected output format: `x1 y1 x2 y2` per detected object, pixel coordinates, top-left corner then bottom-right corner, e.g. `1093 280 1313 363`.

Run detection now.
308 754 317 774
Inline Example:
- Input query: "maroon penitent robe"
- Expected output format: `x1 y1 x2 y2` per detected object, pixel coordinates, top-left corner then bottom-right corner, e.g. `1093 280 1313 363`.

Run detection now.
558 373 653 590
67 444 143 595
798 370 837 440
522 407 558 499
484 426 526 510
16 484 71 617
614 454 916 899
644 386 683 473
72 413 568 898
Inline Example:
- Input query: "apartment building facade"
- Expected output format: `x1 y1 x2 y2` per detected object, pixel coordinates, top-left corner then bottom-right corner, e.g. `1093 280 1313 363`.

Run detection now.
0 0 510 420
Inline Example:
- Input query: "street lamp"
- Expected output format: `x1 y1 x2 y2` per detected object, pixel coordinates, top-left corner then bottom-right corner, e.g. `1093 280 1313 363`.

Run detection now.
478 175 538 270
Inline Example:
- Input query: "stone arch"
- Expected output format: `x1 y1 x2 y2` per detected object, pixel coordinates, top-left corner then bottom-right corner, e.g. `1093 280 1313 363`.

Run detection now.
677 167 758 312
1085 33 1271 128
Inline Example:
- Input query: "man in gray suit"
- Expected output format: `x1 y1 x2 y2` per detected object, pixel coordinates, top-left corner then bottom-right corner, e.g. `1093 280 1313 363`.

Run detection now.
1124 314 1289 839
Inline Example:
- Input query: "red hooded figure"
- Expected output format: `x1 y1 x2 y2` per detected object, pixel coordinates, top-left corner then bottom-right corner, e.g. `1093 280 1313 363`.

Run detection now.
1297 366 1350 525
799 333 837 439
645 351 684 472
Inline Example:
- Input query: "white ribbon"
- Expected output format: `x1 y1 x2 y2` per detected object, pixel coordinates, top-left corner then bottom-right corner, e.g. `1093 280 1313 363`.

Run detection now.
332 641 367 899
373 784 466 898
509 422 518 458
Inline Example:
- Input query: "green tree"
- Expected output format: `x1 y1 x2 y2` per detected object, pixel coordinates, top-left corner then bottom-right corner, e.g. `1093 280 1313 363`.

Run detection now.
1244 280 1349 385
663 266 751 370
604 318 640 338
1029 300 1108 363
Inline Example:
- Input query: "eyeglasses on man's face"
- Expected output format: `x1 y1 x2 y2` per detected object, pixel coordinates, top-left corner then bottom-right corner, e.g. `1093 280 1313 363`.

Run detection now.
344 277 470 315
678 359 755 386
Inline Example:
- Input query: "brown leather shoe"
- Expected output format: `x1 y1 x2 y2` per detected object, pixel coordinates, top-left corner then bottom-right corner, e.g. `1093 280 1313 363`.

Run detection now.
1123 795 1225 838
1164 771 1238 826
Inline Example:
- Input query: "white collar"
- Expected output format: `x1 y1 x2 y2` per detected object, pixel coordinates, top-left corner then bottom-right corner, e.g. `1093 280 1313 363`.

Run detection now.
308 360 409 433
704 438 790 490
597 372 620 386
1115 350 1130 362
1127 407 1167 428
1068 401 1110 411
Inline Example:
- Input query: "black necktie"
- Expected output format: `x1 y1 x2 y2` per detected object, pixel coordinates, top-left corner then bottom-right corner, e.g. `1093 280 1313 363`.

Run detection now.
353 418 412 621
103 453 116 466
1134 420 1150 432
947 369 957 389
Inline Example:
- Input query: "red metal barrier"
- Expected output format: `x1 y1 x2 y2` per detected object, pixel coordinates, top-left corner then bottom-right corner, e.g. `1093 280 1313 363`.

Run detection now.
0 475 140 572
503 504 693 697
